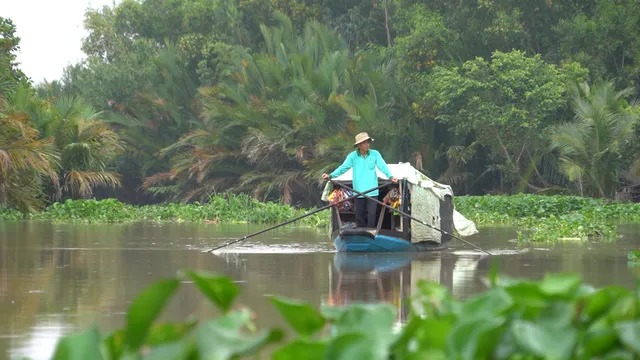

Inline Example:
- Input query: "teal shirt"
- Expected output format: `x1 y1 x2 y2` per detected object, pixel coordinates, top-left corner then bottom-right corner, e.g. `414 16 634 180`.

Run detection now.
329 149 393 197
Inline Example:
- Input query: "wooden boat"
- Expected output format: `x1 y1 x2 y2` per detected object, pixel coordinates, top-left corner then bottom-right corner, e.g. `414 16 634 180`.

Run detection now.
325 163 476 253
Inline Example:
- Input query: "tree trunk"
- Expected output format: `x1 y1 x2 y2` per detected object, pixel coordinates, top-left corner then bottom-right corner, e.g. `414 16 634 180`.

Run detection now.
283 182 291 205
384 6 392 47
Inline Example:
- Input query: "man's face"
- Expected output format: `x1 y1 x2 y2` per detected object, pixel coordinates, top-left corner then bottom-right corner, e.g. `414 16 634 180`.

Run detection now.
358 140 370 152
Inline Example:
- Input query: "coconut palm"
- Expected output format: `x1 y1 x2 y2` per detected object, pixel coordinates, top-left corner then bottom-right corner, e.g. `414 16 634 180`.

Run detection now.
549 81 639 197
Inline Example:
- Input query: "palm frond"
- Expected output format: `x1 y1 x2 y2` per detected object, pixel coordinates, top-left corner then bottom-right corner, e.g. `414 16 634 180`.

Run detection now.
63 170 121 199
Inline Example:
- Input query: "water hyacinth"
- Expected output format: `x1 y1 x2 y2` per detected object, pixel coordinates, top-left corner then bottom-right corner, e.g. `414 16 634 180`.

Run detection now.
3 194 640 242
454 194 640 243
42 270 640 360
0 194 330 227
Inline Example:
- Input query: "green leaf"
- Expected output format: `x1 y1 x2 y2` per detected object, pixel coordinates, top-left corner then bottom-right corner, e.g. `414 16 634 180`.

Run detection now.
196 310 284 360
327 304 397 359
580 327 619 357
141 340 196 360
602 350 636 360
124 278 180 352
511 320 577 359
102 329 125 360
334 304 396 339
607 296 639 322
492 328 519 359
323 333 380 360
412 280 453 315
537 302 574 329
271 296 326 336
51 325 103 360
272 340 326 360
146 320 198 346
447 315 505 360
615 321 640 355
539 273 582 298
582 287 630 324
320 304 345 320
462 288 513 315
391 316 453 357
184 270 240 312
402 350 448 360
504 281 547 308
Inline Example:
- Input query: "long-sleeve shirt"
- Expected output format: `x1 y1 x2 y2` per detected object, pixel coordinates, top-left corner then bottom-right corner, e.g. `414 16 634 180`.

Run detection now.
329 149 393 197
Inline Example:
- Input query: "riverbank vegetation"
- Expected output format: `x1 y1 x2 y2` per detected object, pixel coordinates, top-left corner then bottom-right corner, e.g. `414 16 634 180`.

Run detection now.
455 195 640 241
42 269 640 359
4 1 640 248
3 194 640 243
3 0 640 216
0 195 328 226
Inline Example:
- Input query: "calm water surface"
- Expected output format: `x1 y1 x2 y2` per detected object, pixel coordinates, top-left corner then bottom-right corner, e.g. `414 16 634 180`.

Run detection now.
1 221 639 359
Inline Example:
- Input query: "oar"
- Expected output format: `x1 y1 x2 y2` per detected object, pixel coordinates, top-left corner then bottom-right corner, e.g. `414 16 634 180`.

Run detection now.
205 183 390 253
333 181 492 256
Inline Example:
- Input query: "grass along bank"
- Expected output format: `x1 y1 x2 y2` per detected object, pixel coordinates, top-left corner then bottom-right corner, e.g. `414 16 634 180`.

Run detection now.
2 194 640 243
455 194 640 242
0 194 329 227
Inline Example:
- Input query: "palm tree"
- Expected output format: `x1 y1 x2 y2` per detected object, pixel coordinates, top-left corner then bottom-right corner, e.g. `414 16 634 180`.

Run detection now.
3 83 124 200
49 95 124 199
0 55 59 213
146 12 424 205
106 46 202 203
549 81 639 198
0 113 60 213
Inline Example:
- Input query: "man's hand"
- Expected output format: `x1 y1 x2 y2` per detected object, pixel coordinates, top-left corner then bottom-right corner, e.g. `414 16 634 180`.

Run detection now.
391 177 398 183
322 173 331 180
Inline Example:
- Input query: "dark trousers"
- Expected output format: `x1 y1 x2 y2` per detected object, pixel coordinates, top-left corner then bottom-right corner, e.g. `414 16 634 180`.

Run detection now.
355 197 378 228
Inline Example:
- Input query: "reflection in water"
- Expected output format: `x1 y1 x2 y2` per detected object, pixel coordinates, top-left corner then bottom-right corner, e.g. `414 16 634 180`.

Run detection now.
1 221 639 359
324 252 486 325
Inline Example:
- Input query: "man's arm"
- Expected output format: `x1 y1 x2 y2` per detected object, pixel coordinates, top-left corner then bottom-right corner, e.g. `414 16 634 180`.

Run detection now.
329 153 354 179
375 151 396 181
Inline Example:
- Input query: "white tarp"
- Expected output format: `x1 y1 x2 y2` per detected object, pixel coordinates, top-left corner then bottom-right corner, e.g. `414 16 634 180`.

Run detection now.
323 162 479 237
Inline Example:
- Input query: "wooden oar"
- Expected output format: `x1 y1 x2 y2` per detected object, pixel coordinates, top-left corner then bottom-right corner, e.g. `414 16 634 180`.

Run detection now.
205 183 390 253
333 181 492 256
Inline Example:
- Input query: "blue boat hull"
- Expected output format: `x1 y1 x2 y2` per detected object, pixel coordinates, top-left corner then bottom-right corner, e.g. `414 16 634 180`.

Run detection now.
333 230 449 253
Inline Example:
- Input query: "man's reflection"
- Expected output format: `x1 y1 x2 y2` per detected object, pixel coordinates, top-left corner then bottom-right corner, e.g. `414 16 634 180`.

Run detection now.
324 253 487 324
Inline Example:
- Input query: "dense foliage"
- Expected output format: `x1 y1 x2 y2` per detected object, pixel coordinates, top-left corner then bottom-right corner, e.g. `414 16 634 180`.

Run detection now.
39 269 640 359
3 0 640 213
4 194 640 243
0 194 328 226
455 194 640 242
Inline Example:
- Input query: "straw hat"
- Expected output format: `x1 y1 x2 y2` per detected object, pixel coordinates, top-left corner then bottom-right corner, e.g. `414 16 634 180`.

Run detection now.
353 132 374 147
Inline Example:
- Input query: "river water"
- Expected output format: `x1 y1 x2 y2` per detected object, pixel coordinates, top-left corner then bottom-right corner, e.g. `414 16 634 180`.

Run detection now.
1 221 639 359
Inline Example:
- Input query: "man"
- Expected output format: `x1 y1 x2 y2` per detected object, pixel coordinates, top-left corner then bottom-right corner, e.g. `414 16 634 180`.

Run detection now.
323 132 398 228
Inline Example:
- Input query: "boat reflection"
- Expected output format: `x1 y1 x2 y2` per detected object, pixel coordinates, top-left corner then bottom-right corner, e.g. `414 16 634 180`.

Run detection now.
323 252 487 324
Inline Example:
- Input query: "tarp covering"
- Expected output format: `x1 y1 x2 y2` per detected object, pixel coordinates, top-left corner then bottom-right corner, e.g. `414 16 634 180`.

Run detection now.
409 183 443 243
323 162 479 237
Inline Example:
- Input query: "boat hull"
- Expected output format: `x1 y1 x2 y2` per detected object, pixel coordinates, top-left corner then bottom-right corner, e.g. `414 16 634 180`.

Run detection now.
333 228 448 253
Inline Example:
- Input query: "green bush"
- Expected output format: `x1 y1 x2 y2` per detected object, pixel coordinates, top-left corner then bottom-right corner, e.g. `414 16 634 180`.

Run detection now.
0 206 22 220
43 270 640 360
455 195 640 242
0 194 331 227
4 193 640 243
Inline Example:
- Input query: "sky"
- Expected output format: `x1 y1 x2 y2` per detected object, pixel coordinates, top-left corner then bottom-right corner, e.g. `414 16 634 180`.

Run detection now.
3 0 121 84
